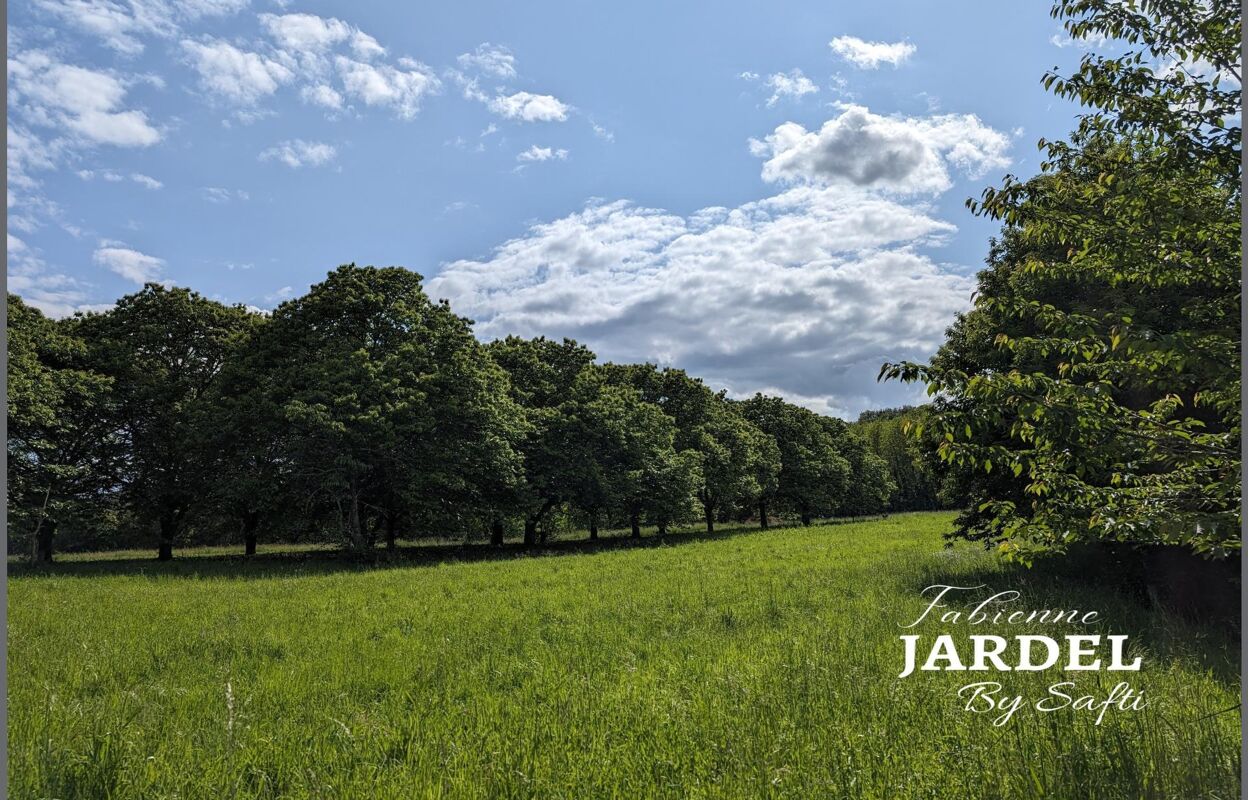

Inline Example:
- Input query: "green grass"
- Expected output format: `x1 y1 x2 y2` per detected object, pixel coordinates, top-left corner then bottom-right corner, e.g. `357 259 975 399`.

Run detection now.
8 513 1240 799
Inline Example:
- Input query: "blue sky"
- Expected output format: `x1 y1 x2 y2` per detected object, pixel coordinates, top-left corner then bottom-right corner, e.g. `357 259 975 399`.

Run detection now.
8 0 1093 417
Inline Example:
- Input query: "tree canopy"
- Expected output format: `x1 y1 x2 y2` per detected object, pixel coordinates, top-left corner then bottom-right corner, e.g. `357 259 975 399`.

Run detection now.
882 0 1240 560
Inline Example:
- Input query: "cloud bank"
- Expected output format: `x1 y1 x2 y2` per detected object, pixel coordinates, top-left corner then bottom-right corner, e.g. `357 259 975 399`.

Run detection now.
428 105 1009 418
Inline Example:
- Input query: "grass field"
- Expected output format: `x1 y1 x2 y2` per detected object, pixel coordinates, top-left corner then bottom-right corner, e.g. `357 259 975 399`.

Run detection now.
7 513 1241 799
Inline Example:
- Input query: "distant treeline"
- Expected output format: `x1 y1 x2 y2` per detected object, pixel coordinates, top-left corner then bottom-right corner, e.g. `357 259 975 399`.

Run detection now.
9 270 939 562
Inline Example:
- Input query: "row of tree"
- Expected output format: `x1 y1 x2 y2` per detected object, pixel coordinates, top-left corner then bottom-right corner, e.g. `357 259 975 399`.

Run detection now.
9 269 894 562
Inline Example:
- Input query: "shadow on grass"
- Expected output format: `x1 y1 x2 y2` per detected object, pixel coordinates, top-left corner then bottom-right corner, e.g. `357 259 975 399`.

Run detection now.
10 515 895 582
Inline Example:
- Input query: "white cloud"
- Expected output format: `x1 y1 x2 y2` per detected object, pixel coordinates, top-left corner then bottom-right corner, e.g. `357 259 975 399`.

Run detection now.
8 51 162 147
426 104 1011 416
130 173 163 189
201 186 249 203
182 37 293 104
488 91 570 122
181 38 294 105
265 285 295 303
259 12 352 53
428 187 970 417
829 36 916 69
749 104 1012 194
350 31 385 60
764 69 819 107
8 233 99 317
1049 30 1110 50
258 138 337 168
334 56 440 119
590 120 614 142
93 241 166 285
517 145 569 162
78 168 124 181
32 0 249 55
300 83 343 109
457 43 516 78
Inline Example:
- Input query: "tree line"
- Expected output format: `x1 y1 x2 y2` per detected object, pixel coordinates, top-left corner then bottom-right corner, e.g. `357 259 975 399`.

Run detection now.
9 269 896 563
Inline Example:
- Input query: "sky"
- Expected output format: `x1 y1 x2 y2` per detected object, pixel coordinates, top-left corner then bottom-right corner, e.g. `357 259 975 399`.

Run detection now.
7 0 1096 418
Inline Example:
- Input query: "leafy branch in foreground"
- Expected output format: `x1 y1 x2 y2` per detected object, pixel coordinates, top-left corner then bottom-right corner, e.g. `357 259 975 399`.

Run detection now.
882 0 1240 560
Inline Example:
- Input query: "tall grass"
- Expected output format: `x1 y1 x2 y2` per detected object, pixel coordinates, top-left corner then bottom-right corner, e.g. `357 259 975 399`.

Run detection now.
8 513 1240 799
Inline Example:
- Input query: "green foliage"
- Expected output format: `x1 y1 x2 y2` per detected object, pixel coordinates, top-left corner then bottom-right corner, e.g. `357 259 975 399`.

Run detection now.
882 0 1240 559
740 394 850 524
820 416 894 517
248 265 526 552
10 272 872 558
851 407 945 511
6 295 115 561
74 285 257 559
602 364 780 531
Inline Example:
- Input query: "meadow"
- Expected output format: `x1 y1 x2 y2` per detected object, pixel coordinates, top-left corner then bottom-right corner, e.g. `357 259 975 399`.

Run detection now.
8 513 1241 799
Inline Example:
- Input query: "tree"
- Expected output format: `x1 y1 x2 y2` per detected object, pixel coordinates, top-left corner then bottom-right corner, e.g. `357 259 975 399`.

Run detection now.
603 389 701 537
198 314 286 556
487 337 597 545
740 395 850 526
251 265 525 554
7 296 116 563
602 364 779 533
852 407 943 511
882 0 1240 560
76 285 256 560
820 417 894 517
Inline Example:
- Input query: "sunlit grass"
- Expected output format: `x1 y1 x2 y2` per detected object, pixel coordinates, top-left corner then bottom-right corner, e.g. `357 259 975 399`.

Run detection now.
8 512 1239 798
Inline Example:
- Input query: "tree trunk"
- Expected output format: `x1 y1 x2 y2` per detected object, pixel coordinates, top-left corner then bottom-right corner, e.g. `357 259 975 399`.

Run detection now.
588 513 599 542
759 499 769 530
33 520 56 565
490 518 505 546
525 499 555 547
242 511 259 557
385 512 398 551
630 513 641 539
158 510 176 561
344 493 369 554
704 499 715 534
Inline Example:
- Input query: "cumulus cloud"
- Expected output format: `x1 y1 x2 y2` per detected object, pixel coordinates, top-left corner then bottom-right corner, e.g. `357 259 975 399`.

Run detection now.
749 104 1012 194
488 91 570 122
457 43 516 78
93 241 166 285
829 36 916 69
259 12 384 65
334 56 440 119
32 0 249 55
300 83 343 109
764 69 819 107
517 145 569 162
181 38 294 105
425 104 1013 416
259 139 337 168
260 12 352 53
428 186 971 417
8 51 162 147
